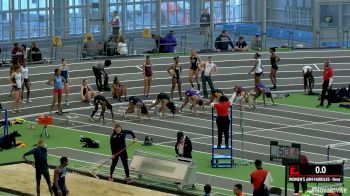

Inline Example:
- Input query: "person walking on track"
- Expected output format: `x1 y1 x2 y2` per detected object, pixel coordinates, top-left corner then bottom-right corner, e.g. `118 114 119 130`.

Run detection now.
123 96 150 122
200 56 218 98
92 60 112 93
90 95 115 124
8 65 22 113
317 59 333 108
167 56 182 100
21 61 31 103
59 59 70 106
248 53 263 91
143 56 153 99
269 47 280 90
189 49 201 90
23 139 54 196
48 68 65 115
109 123 137 184
53 157 69 196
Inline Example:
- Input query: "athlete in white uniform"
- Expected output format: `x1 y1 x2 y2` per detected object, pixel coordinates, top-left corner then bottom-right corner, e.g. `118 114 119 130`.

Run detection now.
21 63 31 103
302 65 314 94
249 53 263 90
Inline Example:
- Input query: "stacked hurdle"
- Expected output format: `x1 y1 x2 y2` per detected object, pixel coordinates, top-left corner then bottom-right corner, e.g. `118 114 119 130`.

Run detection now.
1 110 9 136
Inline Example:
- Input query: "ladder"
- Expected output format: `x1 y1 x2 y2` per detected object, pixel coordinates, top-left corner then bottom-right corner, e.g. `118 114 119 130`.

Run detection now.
211 106 233 168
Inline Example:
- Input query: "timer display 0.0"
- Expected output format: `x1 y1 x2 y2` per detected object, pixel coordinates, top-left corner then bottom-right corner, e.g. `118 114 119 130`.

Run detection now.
288 164 343 183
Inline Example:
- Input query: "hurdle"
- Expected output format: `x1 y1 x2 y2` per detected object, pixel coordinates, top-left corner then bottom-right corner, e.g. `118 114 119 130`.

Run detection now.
326 142 350 161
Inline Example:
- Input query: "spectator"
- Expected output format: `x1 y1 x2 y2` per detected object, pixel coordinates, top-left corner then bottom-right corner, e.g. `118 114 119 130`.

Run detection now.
203 184 212 196
234 36 248 51
150 34 163 53
215 30 234 52
200 8 211 48
117 36 128 55
251 35 262 51
251 159 271 196
293 154 309 195
105 36 118 56
233 184 244 196
175 131 192 159
111 11 120 42
317 59 333 108
28 42 43 62
12 43 24 65
161 31 177 53
82 34 98 58
21 44 29 61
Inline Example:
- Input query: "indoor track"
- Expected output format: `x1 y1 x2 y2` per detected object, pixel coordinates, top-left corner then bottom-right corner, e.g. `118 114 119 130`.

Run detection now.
1 49 349 195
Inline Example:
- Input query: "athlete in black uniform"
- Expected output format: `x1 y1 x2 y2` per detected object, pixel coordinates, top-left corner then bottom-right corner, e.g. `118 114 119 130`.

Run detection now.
149 92 177 116
269 47 280 90
90 95 115 124
123 96 150 122
53 157 68 196
208 89 224 104
189 49 201 90
167 56 182 100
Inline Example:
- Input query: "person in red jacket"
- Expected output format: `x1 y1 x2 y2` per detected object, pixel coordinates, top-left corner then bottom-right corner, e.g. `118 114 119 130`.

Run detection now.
317 59 333 108
212 95 230 148
251 159 269 196
294 154 309 195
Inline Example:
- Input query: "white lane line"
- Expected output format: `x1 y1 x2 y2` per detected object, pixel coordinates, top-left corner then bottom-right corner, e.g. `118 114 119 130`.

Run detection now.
175 108 350 147
270 102 350 116
313 63 320 71
40 117 350 177
258 106 350 122
65 112 346 160
1 75 349 95
2 51 350 73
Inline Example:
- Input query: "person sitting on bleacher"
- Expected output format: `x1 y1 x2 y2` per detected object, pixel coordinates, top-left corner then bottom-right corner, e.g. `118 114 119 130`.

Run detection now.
105 36 118 56
82 34 98 58
215 30 234 52
117 36 128 55
161 31 177 53
11 43 24 65
28 42 43 62
251 35 262 51
234 36 248 51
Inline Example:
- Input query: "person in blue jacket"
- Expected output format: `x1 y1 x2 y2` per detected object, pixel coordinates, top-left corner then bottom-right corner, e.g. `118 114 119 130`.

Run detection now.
215 30 234 52
161 31 177 53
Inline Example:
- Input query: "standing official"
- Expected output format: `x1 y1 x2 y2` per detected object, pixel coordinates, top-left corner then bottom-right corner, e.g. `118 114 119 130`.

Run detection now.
23 139 54 196
317 59 333 108
251 159 271 196
109 123 137 184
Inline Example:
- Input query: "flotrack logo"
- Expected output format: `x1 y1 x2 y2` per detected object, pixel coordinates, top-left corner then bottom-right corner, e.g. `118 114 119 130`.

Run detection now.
311 186 348 194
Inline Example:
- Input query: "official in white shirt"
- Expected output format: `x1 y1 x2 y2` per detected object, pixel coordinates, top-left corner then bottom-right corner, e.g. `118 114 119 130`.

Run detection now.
199 56 218 98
